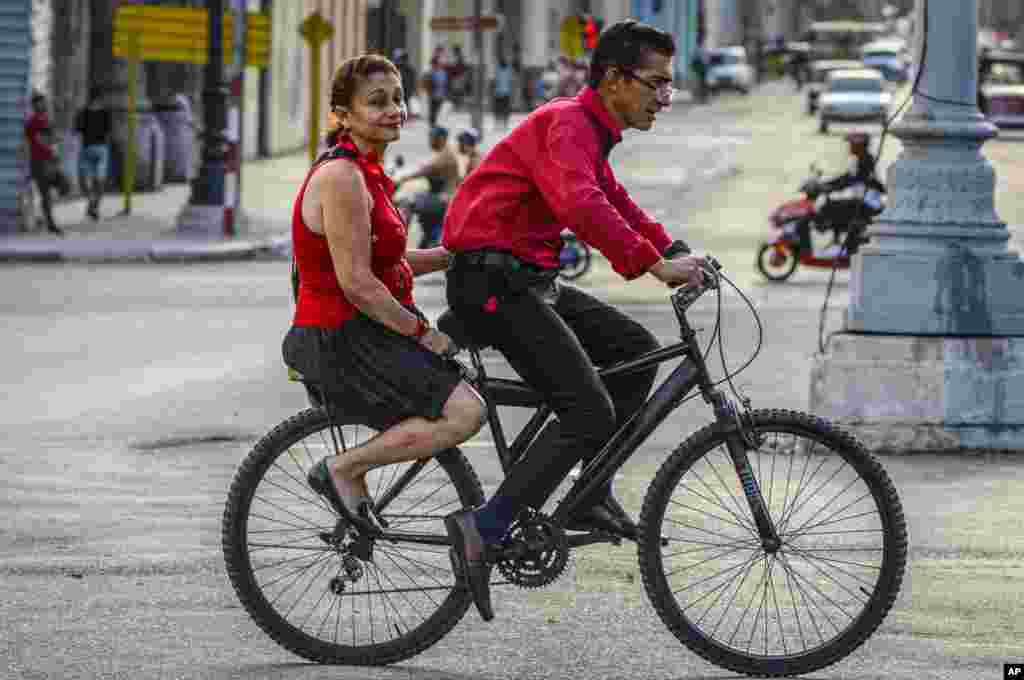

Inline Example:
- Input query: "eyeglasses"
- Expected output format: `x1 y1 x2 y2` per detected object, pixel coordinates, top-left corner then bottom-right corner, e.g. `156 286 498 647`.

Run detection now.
623 70 678 102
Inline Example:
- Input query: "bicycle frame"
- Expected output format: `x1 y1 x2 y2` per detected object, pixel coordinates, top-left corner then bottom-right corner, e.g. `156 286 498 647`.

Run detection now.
373 286 781 551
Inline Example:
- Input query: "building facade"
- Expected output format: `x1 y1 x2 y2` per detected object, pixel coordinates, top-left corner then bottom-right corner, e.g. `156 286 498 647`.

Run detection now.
0 0 32 234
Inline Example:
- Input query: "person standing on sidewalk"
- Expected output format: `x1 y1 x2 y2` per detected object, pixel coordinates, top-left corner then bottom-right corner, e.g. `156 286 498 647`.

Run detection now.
24 91 64 236
493 55 514 129
73 89 112 221
441 19 705 622
282 53 486 544
426 55 449 127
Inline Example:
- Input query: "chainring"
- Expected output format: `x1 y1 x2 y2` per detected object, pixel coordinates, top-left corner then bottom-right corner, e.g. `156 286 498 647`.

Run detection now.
495 510 570 589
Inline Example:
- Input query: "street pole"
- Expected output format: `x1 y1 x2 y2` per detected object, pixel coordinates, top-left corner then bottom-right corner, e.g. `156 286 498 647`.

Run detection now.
178 0 229 236
811 0 1024 452
225 0 246 236
193 0 227 207
472 0 485 139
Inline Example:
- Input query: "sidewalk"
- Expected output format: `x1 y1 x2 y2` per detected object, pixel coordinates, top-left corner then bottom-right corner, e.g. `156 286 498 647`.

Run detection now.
0 110 528 264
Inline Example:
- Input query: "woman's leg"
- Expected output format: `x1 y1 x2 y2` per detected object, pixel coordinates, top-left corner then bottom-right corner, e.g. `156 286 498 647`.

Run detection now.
328 380 486 497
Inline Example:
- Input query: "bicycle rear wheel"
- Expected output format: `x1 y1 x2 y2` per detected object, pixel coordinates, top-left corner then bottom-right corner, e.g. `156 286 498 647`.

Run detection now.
638 409 906 677
222 408 484 665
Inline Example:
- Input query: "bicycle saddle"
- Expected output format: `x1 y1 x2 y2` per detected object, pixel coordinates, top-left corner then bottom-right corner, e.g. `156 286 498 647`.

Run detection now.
436 309 491 351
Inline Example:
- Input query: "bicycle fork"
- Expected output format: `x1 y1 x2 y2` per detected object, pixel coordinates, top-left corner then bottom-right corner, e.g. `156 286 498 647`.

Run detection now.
713 395 781 553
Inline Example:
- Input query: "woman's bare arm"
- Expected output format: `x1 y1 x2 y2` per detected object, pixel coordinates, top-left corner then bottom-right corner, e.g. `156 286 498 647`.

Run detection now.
406 247 451 276
319 161 423 337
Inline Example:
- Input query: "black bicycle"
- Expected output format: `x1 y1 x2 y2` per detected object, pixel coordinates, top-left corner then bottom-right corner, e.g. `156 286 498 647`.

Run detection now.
222 259 907 676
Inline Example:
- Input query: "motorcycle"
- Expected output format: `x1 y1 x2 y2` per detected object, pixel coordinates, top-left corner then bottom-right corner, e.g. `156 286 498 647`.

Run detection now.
756 167 882 282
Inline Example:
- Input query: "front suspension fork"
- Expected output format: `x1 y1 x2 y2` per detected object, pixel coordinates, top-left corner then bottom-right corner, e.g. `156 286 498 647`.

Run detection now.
714 396 781 552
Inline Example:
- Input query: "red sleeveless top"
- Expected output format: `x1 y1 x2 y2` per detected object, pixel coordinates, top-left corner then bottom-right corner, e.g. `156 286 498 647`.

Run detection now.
291 136 414 328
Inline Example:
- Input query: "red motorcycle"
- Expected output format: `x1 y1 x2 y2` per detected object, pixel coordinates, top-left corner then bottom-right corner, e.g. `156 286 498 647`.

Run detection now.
756 169 880 282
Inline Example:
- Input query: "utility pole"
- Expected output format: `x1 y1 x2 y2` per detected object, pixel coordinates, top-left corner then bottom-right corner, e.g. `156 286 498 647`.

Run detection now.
472 0 485 139
811 0 1024 452
177 0 229 236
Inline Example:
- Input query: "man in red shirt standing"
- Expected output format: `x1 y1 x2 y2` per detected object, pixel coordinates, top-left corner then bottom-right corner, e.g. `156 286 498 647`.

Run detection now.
442 20 705 621
25 91 64 236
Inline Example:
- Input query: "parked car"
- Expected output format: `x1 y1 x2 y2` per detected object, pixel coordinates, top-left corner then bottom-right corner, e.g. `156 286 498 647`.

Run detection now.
805 59 864 115
860 39 910 82
980 50 1024 129
705 46 755 94
818 68 891 134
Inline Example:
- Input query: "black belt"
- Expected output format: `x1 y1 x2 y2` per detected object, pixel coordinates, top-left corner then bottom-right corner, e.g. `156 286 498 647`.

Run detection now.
452 250 552 275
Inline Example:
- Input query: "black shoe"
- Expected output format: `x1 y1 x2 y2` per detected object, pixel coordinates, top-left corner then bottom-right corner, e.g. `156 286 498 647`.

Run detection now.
48 225 64 237
306 458 381 534
87 204 99 221
566 496 639 541
444 509 494 622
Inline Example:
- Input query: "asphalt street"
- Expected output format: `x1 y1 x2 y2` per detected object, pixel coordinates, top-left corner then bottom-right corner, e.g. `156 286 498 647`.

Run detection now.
2 81 1023 679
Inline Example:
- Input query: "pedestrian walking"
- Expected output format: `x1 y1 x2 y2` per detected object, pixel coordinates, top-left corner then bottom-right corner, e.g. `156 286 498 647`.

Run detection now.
73 88 113 221
392 48 419 115
690 45 707 102
25 91 66 236
426 55 449 127
493 56 514 129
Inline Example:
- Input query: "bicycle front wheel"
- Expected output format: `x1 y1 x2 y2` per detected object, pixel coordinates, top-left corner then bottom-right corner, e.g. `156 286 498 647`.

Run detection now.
222 408 484 665
639 409 906 677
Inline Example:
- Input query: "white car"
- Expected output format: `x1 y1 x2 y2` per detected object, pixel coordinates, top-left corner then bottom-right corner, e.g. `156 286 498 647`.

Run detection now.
860 39 910 82
818 69 891 134
705 46 755 94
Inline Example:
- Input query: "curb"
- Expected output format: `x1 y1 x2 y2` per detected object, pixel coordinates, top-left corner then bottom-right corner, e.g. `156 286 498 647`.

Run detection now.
0 235 293 264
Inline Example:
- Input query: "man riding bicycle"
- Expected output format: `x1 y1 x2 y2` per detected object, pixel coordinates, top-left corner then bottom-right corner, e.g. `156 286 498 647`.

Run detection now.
394 125 461 248
441 19 706 622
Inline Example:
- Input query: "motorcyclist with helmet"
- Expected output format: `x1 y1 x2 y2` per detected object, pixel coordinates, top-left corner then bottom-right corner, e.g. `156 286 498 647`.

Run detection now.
804 131 886 256
394 126 461 248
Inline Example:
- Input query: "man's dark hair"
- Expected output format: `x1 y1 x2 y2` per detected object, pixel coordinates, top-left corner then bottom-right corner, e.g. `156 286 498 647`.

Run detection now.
588 19 676 89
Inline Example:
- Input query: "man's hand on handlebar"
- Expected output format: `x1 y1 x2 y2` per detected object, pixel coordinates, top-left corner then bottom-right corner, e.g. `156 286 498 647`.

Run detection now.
650 255 707 289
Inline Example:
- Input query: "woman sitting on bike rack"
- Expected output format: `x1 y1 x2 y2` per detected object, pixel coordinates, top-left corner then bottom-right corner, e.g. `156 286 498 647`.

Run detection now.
283 55 486 551
442 20 706 621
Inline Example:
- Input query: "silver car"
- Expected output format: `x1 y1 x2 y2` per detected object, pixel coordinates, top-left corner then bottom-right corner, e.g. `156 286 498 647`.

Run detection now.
818 68 891 134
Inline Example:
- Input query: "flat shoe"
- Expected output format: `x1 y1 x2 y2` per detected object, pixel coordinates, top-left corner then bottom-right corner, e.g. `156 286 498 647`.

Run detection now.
307 458 381 534
566 496 639 541
445 509 494 622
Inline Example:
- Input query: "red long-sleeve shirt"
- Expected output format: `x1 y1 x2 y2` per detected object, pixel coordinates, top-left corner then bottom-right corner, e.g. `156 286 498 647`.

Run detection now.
442 87 672 279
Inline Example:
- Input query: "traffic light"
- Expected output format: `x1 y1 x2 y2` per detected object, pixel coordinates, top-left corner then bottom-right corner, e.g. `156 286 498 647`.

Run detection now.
584 15 598 50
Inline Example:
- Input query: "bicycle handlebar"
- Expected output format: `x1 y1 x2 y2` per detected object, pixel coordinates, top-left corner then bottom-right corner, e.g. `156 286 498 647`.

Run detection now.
671 255 722 314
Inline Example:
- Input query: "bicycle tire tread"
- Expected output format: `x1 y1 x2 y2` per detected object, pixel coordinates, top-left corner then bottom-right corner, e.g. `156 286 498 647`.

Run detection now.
222 408 484 666
638 408 907 677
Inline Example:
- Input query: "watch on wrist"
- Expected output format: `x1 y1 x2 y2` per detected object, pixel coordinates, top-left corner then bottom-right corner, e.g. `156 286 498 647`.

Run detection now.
663 240 692 259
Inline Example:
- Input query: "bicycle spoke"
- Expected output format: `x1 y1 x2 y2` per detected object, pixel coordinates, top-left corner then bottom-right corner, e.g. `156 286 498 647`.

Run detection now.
644 414 905 672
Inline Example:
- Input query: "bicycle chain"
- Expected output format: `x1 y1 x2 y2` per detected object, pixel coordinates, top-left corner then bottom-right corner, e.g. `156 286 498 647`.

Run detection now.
495 510 570 589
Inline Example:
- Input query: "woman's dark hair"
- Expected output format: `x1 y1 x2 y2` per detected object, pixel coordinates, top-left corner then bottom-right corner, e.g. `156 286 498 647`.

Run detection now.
587 19 676 89
323 53 401 149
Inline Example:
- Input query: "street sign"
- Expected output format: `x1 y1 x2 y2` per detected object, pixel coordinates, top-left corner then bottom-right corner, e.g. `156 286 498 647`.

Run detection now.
112 5 271 68
299 11 334 47
429 15 503 32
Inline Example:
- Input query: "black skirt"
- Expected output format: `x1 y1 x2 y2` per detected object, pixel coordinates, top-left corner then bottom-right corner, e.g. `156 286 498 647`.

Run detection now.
282 312 462 431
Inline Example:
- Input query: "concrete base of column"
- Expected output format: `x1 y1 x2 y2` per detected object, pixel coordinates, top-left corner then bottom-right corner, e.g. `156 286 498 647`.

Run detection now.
810 333 1024 452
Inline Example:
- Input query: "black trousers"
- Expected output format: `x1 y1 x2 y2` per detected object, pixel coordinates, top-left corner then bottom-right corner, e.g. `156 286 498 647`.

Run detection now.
446 265 659 514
